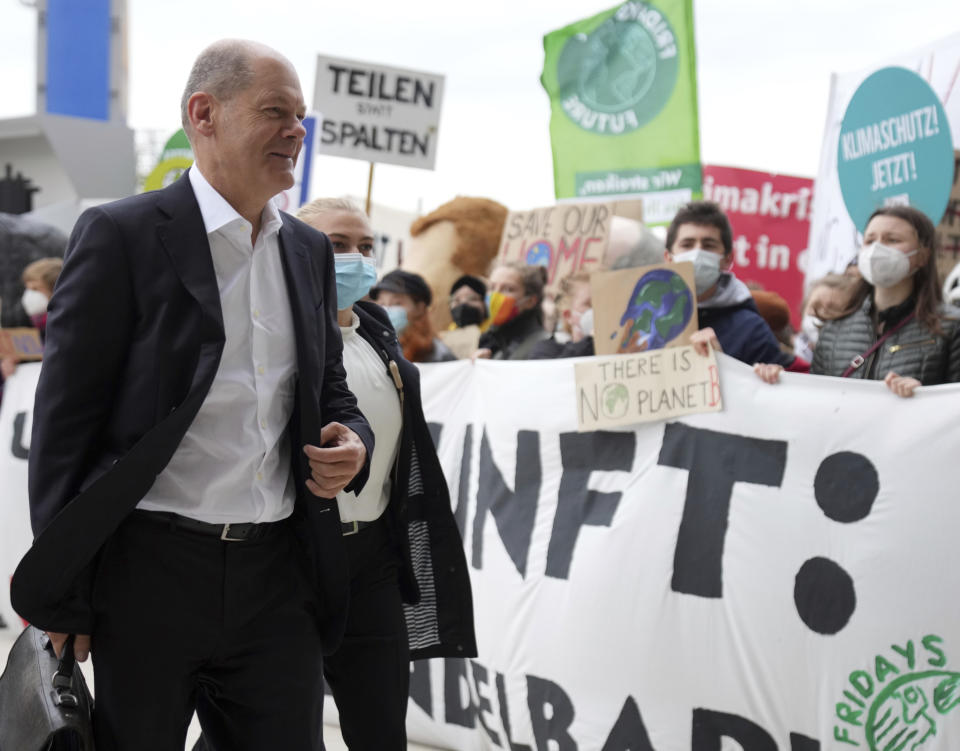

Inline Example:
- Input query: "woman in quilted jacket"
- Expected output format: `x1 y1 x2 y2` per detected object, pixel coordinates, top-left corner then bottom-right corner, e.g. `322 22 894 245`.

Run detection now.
755 205 960 396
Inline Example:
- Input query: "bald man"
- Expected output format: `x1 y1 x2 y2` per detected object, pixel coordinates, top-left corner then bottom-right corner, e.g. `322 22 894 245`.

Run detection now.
11 40 373 750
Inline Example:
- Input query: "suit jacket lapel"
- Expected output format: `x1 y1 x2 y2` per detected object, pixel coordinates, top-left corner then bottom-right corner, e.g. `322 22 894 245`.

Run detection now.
279 219 322 439
155 176 224 340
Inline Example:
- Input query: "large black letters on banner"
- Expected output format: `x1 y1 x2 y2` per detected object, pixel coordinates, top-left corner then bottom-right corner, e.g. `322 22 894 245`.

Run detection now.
454 424 473 537
12 411 29 459
473 428 540 577
658 423 787 598
691 708 777 750
444 658 477 728
496 673 533 751
527 675 577 751
409 659 432 716
600 696 656 751
546 431 635 579
789 733 820 751
470 661 502 745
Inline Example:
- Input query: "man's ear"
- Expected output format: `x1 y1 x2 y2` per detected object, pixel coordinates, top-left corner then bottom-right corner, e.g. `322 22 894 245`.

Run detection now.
663 249 672 263
188 92 216 137
720 253 733 271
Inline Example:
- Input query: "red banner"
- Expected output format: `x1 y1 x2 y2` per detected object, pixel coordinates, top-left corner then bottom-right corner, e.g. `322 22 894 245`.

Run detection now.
702 165 814 328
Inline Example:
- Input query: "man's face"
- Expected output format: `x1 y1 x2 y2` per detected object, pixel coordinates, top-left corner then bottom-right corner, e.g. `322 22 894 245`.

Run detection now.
211 55 306 206
666 223 727 260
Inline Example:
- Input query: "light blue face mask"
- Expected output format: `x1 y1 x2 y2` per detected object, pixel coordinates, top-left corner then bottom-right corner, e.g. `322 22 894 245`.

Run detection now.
384 305 409 335
334 253 378 311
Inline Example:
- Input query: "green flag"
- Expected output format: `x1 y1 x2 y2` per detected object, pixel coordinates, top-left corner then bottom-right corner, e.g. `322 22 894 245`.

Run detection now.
541 0 701 222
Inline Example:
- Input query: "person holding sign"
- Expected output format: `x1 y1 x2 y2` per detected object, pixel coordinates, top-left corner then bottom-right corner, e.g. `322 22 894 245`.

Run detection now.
665 201 807 372
757 206 960 394
474 262 550 360
296 198 477 750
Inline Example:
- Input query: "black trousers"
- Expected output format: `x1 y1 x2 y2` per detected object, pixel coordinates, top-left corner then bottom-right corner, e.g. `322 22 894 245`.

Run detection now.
323 517 409 751
90 511 324 751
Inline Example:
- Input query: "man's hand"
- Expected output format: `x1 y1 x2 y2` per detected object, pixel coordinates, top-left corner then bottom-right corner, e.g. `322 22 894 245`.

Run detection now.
690 327 722 357
46 632 91 662
884 371 921 398
303 422 367 498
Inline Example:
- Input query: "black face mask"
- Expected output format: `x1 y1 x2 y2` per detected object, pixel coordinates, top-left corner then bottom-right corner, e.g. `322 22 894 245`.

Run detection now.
450 303 485 327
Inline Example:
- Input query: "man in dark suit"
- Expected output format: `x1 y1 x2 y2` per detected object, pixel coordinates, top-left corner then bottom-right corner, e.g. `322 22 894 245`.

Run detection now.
11 39 373 751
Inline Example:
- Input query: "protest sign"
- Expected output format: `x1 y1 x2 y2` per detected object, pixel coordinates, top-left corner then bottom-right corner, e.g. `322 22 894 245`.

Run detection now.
313 55 444 170
438 325 481 360
837 67 954 231
574 346 720 430
496 201 642 286
808 33 960 284
541 0 700 223
703 165 814 327
590 262 697 356
0 328 43 360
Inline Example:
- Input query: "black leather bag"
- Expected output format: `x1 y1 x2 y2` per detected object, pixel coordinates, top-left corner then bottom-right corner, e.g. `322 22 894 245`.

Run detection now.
0 626 94 750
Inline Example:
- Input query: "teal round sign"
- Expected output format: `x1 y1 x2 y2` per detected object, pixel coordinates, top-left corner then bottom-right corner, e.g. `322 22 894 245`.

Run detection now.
837 66 954 230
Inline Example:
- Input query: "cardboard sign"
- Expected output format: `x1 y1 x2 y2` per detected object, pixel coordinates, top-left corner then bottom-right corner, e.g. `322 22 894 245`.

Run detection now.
574 346 721 430
496 200 643 286
313 55 445 170
590 263 698 356
437 326 480 360
0 328 43 361
703 165 814 328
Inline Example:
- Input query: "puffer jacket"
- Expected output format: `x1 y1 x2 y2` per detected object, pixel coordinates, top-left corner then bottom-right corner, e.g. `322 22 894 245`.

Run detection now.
812 297 960 385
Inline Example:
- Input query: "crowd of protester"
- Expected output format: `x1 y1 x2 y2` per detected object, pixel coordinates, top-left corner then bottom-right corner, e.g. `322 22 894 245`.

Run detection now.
3 199 959 403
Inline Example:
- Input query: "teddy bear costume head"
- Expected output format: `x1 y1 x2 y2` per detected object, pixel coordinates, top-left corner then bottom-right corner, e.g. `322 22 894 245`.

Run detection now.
402 196 508 332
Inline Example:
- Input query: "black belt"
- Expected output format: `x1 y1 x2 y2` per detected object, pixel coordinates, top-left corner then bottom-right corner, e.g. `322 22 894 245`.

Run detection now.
340 520 375 536
134 510 285 542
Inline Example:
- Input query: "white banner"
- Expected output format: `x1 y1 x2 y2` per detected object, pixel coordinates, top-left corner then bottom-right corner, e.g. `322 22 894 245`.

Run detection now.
4 357 960 750
313 54 444 170
401 356 959 750
808 32 960 284
0 362 39 633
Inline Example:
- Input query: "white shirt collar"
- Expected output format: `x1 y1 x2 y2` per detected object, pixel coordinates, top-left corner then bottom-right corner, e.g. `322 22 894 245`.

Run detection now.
188 166 283 240
339 311 361 339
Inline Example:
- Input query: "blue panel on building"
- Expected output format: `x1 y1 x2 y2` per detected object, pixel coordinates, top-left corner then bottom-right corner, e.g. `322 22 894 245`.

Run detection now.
46 0 111 120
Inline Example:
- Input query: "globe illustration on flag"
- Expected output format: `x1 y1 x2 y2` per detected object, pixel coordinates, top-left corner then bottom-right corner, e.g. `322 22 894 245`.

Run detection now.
617 268 693 352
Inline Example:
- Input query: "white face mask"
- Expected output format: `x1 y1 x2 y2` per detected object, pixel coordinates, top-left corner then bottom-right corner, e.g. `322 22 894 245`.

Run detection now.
672 249 722 295
577 308 594 337
800 313 822 345
857 242 918 288
21 288 49 316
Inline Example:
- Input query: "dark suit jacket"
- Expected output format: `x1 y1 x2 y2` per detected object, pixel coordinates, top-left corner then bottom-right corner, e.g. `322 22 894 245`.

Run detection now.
10 174 373 653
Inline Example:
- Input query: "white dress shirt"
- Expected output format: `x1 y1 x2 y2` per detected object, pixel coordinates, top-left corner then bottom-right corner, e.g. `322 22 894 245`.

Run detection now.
138 167 298 523
336 313 401 523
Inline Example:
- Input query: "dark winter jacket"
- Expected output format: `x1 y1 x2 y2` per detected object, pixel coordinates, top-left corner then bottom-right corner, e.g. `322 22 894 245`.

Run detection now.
353 300 477 659
812 296 960 385
529 335 595 359
478 308 549 360
698 273 794 368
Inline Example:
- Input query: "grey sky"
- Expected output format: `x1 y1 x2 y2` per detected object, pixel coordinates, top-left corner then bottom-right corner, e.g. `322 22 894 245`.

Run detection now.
0 0 956 214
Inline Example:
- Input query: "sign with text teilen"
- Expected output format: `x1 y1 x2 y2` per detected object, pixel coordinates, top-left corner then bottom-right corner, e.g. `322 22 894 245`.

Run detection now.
313 54 445 170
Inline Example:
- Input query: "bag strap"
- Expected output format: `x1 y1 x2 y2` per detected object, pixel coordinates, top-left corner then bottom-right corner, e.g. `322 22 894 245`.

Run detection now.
50 633 81 708
842 312 915 378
